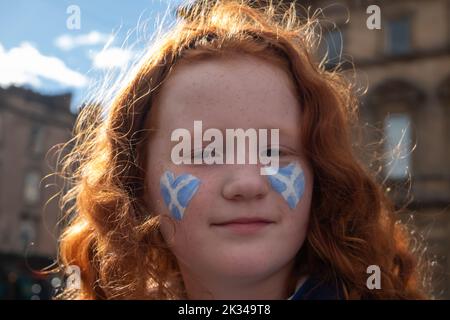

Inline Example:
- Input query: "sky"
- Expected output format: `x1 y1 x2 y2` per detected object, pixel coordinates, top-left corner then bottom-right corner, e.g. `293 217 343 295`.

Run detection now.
0 0 188 112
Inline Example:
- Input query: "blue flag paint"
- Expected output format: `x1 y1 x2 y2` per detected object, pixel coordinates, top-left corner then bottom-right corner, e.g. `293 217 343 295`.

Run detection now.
160 171 201 220
264 162 305 209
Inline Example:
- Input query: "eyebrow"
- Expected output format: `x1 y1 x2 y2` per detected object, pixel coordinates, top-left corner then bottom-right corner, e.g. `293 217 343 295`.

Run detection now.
184 125 295 133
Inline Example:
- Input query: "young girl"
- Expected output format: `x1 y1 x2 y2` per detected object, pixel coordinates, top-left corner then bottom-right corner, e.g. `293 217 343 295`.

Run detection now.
55 0 428 299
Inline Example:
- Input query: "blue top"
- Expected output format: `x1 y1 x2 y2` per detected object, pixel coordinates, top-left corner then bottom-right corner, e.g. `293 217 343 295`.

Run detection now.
289 276 343 300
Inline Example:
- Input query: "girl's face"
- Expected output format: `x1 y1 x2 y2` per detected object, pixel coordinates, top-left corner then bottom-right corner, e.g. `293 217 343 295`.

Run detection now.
145 54 313 288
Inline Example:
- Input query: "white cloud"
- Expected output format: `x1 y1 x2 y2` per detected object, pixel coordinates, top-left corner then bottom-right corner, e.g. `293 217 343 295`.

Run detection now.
0 42 88 88
55 31 113 51
90 47 133 70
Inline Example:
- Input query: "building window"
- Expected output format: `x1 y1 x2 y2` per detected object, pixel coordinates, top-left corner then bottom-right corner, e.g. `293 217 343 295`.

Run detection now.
386 16 411 55
19 219 36 251
323 29 343 66
384 113 412 179
29 126 45 155
23 171 41 205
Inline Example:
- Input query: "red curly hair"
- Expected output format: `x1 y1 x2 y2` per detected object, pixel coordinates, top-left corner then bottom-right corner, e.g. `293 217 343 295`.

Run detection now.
54 0 428 299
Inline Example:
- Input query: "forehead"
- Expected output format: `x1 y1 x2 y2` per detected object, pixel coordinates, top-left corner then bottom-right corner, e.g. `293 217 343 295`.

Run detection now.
150 54 301 136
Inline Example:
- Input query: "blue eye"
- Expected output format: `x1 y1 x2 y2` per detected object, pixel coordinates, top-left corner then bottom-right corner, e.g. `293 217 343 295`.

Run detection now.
261 147 294 158
262 147 281 157
190 148 221 163
191 149 203 162
203 148 217 158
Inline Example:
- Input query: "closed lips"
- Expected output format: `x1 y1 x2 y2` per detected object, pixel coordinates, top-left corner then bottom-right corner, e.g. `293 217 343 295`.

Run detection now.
212 218 274 225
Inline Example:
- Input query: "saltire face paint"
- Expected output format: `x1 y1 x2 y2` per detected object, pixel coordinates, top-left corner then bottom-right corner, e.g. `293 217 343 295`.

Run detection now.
160 171 201 220
262 162 305 209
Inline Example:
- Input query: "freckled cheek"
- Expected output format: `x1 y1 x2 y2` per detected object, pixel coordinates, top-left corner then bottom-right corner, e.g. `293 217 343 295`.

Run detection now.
160 187 213 250
143 180 158 214
177 175 218 223
292 206 311 233
285 177 313 230
276 200 311 252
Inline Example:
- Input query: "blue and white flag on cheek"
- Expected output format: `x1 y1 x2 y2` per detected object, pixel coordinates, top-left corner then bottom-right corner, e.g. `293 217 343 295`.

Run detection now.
160 171 201 221
264 162 305 209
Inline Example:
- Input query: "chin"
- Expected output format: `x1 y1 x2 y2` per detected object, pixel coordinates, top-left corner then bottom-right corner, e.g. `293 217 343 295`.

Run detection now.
211 255 285 278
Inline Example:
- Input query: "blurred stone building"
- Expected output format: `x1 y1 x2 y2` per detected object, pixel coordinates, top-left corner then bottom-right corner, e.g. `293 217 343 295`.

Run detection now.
0 86 75 299
313 0 450 298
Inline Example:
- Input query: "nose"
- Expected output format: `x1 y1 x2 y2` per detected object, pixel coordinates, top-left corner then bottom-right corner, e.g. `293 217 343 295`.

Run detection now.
222 166 270 201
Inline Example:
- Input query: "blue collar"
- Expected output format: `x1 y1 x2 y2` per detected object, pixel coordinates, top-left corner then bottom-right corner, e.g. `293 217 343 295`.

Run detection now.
289 276 343 300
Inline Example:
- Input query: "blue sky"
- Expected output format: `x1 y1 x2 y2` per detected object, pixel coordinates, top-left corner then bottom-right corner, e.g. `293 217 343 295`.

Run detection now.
0 0 188 112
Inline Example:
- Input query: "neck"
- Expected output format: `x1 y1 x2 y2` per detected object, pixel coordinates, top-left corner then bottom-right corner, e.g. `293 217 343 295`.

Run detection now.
179 260 302 300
